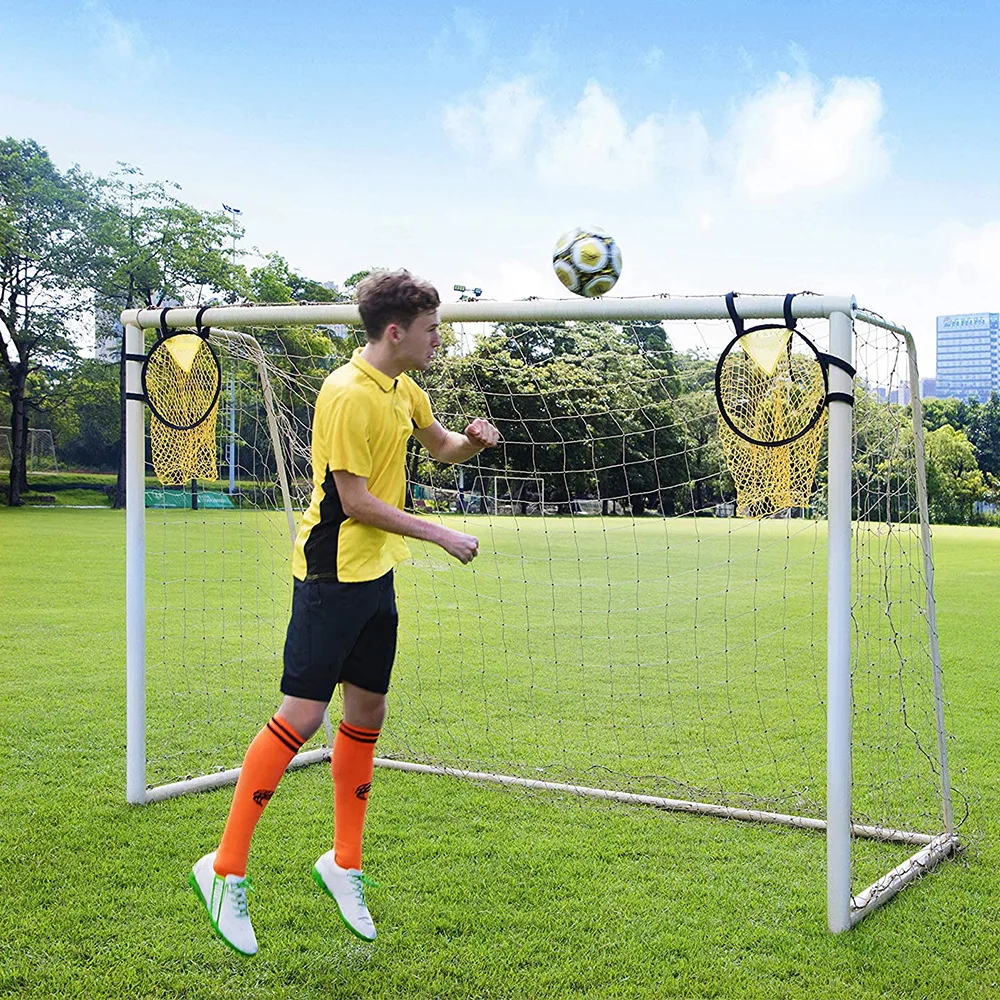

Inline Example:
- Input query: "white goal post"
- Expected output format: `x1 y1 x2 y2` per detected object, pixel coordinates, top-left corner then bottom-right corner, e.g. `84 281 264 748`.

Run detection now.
122 293 959 934
0 425 59 472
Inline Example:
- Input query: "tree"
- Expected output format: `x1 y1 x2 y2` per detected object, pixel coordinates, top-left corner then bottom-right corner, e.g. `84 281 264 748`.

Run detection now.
921 397 974 433
90 165 249 507
0 138 98 504
925 424 987 524
39 357 120 471
419 320 690 515
967 391 1000 481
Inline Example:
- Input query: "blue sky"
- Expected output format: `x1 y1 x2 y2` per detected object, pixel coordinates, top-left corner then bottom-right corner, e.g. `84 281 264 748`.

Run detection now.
3 0 999 369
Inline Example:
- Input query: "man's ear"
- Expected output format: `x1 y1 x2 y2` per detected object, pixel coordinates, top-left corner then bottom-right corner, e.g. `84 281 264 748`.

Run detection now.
384 322 402 344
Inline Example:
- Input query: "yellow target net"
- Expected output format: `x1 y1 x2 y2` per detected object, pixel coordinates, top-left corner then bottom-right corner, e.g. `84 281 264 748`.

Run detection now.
715 295 828 518
142 331 221 486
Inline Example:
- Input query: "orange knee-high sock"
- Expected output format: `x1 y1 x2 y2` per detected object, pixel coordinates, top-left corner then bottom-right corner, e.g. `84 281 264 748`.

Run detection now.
333 721 380 871
215 715 304 877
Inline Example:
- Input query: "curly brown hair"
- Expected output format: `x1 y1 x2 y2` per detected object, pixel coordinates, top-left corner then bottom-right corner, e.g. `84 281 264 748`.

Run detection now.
356 269 440 341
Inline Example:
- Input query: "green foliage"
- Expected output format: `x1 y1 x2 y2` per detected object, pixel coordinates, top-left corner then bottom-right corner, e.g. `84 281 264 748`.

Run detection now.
91 164 248 311
0 138 100 501
922 397 975 433
420 321 704 514
967 392 1000 480
38 358 120 471
925 425 988 524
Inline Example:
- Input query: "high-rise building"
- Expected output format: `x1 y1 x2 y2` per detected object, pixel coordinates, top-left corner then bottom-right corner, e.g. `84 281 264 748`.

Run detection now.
935 312 999 402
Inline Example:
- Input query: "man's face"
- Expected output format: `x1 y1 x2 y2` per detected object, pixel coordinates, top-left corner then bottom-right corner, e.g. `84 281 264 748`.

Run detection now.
394 309 441 371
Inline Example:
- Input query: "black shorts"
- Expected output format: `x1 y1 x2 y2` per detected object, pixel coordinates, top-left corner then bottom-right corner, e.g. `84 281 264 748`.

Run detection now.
281 571 398 701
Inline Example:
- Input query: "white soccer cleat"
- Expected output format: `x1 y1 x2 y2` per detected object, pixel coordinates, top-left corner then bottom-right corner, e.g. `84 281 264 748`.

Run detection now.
190 851 258 956
312 850 377 942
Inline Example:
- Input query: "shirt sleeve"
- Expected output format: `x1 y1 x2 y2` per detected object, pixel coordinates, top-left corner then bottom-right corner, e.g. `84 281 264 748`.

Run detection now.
410 382 434 431
314 383 372 478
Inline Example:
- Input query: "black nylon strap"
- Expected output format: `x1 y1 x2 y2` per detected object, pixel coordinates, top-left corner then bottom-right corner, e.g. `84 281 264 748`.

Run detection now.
725 291 744 336
827 391 855 406
125 392 146 402
818 353 857 379
125 353 146 363
159 307 171 340
195 305 210 338
783 293 795 330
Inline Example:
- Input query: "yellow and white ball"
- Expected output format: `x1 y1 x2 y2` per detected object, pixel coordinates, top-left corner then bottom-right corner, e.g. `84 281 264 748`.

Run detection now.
552 228 623 298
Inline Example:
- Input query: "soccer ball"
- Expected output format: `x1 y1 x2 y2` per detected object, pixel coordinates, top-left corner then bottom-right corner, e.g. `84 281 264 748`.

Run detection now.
552 228 622 297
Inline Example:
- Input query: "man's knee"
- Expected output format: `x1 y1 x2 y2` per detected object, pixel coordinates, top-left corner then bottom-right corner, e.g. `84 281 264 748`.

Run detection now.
341 684 387 730
276 695 328 741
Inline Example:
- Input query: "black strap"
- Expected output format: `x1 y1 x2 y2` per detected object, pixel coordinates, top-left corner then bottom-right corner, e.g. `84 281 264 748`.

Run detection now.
725 291 744 336
125 391 146 402
125 353 146 363
818 353 857 379
159 307 171 341
827 392 855 406
195 305 210 339
783 293 795 330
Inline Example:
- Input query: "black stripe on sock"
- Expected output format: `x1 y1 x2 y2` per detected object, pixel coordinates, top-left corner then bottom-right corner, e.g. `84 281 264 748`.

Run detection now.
339 721 380 739
337 724 379 744
270 715 304 749
267 720 301 753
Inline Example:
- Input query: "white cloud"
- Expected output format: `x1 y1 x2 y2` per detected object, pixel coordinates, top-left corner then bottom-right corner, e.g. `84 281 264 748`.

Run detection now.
82 0 164 76
443 77 545 163
536 82 709 192
726 73 889 200
443 71 887 201
536 81 664 190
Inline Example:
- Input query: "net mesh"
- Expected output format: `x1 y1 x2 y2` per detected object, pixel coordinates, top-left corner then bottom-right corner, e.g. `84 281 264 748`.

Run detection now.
141 303 958 895
145 333 221 485
716 328 828 517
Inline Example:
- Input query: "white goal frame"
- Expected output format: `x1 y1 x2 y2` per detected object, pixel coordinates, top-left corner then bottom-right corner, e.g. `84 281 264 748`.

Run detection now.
0 425 59 472
122 294 957 933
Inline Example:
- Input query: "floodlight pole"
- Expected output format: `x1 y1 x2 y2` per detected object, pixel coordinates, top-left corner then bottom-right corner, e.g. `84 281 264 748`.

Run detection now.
826 306 856 932
125 322 147 805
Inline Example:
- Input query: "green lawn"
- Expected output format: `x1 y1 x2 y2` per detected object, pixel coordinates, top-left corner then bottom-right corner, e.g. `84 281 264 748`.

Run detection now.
1 508 998 999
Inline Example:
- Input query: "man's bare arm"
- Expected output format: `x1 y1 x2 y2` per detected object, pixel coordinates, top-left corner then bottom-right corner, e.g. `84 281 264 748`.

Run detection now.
412 418 500 464
332 469 479 564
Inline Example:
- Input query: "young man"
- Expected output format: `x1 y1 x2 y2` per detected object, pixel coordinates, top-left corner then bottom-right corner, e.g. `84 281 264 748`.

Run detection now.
191 270 499 955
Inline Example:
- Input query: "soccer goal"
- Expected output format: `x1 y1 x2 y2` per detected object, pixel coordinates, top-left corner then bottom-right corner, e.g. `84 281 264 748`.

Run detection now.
0 426 59 472
122 293 960 933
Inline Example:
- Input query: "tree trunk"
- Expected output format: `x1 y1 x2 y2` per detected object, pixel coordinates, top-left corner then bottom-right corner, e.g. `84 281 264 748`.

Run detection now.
7 375 26 506
113 332 127 509
17 407 29 494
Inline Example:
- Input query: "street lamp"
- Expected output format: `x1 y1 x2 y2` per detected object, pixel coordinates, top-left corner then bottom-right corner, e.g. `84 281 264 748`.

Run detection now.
222 203 242 257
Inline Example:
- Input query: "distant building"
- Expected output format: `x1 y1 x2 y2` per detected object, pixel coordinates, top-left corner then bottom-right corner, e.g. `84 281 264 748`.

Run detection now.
874 384 911 405
936 312 999 402
921 377 937 399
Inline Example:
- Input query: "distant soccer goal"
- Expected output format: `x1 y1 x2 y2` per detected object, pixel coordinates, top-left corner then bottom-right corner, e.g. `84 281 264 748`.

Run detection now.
122 293 961 933
0 426 59 472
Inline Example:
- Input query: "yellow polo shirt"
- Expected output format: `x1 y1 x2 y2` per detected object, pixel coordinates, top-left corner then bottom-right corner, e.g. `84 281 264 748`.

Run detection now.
291 349 434 583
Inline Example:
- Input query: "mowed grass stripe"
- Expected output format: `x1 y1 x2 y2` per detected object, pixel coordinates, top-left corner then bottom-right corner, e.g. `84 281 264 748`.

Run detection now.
0 508 997 999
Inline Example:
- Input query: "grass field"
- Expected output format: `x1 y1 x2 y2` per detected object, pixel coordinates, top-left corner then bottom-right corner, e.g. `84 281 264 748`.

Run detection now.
1 508 998 999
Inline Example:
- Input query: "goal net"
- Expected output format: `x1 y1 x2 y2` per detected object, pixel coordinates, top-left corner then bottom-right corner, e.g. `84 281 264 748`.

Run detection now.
0 426 59 472
123 294 960 932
